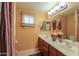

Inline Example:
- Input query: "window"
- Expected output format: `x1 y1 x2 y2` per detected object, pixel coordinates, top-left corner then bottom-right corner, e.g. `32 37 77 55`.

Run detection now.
22 15 35 26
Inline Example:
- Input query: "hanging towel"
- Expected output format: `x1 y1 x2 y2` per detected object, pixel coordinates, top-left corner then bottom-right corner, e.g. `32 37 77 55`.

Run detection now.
0 2 12 56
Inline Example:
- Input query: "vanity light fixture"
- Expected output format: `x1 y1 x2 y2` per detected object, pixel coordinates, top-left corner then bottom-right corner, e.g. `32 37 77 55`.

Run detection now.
48 2 68 16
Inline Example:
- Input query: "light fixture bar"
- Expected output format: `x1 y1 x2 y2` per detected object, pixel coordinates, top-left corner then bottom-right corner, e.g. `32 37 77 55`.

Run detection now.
48 2 67 16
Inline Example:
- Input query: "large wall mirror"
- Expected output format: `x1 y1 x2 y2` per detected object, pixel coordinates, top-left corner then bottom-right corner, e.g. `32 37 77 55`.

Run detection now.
51 2 79 42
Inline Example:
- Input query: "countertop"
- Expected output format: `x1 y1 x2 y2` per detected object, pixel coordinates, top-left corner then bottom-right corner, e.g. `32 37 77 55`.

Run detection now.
39 34 79 56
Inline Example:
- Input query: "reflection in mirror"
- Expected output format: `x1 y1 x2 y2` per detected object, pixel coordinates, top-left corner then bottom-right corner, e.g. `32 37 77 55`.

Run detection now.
56 14 75 41
51 2 79 42
40 21 51 31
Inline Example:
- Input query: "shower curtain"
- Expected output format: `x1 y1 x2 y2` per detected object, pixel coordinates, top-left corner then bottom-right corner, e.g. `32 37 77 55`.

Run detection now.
0 2 13 56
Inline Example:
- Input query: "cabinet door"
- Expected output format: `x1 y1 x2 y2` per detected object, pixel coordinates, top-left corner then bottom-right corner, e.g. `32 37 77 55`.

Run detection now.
55 49 65 56
43 46 48 56
49 45 65 56
43 41 49 56
49 45 56 56
38 37 44 55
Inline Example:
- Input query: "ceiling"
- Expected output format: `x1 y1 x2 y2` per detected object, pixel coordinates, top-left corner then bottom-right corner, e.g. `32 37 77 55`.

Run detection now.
0 2 79 16
16 2 58 12
16 2 79 16
53 2 79 16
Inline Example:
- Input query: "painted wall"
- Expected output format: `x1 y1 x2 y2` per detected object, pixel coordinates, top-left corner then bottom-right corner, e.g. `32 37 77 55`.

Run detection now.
16 5 46 51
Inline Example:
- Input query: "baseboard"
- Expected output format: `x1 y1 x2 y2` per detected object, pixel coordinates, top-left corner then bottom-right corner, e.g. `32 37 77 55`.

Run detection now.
16 48 40 56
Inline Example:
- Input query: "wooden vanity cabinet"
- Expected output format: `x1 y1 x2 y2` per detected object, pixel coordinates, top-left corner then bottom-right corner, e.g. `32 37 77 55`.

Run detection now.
38 37 65 56
43 41 49 56
55 49 65 56
49 45 65 56
38 37 44 55
38 37 49 56
49 45 57 56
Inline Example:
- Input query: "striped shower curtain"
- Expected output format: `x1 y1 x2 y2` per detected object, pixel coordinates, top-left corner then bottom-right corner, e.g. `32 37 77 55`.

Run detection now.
0 2 13 56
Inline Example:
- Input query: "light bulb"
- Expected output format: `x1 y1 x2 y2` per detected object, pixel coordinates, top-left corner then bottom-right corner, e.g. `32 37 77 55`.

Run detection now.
54 5 60 10
51 9 55 12
59 2 66 7
48 11 52 15
48 9 55 15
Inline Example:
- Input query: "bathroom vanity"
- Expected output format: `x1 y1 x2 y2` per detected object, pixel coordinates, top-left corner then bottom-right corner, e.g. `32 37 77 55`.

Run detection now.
38 34 79 56
38 37 65 56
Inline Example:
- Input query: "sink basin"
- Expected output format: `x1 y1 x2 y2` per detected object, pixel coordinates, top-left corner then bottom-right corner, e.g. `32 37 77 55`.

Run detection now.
61 45 73 52
61 40 78 52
